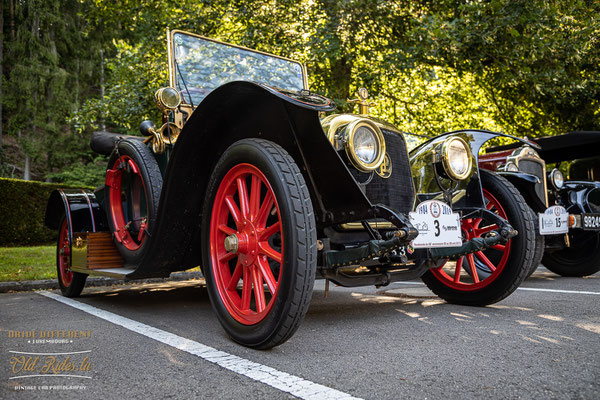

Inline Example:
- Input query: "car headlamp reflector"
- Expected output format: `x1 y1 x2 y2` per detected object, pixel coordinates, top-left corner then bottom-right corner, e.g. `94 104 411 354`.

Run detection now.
549 168 564 189
154 87 181 111
441 137 472 180
344 120 386 172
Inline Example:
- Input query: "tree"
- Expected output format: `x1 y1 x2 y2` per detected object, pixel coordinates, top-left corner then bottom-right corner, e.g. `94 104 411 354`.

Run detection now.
409 0 600 136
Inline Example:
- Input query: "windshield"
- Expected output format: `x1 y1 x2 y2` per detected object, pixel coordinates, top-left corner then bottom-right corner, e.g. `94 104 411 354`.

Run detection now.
170 31 306 106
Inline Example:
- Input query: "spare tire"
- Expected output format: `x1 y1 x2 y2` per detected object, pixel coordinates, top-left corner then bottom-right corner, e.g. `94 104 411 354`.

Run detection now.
105 138 162 265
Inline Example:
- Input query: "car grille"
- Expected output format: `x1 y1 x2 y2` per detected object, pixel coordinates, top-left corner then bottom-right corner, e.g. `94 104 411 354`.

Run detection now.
349 129 415 214
519 159 546 204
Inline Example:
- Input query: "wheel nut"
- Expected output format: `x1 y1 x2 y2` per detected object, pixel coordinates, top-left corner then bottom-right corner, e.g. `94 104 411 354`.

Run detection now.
224 234 239 253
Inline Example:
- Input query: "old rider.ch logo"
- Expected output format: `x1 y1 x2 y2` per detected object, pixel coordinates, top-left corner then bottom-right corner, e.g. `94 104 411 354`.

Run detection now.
376 153 392 178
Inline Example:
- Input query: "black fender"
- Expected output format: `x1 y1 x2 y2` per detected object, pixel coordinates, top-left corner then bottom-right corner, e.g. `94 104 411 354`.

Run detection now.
44 189 108 241
127 81 406 278
557 181 600 214
497 171 546 212
410 129 539 209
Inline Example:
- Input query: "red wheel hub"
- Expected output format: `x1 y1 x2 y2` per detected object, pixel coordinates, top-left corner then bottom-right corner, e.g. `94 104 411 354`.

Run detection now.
431 188 511 291
210 164 284 325
58 219 73 287
106 155 148 251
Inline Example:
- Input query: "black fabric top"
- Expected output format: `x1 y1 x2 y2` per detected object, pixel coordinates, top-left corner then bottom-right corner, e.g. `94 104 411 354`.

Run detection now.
90 131 144 156
486 131 600 163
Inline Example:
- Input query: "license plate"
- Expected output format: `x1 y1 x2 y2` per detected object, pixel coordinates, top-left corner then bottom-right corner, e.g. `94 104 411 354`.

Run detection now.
409 200 462 248
582 213 600 230
538 205 569 235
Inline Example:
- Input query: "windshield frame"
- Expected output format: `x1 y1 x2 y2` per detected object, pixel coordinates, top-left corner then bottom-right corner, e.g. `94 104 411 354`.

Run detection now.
167 29 308 107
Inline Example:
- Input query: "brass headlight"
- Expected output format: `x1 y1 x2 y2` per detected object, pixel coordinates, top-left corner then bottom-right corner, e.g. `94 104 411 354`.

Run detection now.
344 120 386 172
441 137 472 180
154 87 181 111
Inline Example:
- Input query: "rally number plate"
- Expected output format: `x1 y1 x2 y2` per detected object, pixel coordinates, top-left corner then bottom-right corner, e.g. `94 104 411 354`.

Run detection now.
409 200 462 248
538 205 569 235
582 213 600 230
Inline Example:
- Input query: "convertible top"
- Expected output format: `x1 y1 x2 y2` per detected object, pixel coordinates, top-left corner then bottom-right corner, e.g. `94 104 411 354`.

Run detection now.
486 131 600 163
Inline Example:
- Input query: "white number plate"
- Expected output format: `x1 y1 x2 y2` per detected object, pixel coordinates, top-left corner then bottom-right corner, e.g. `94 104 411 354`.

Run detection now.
409 200 462 248
538 205 569 235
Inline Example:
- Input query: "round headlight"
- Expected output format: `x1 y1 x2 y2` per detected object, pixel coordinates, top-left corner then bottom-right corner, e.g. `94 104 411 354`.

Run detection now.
549 168 564 189
354 126 379 164
154 87 181 111
344 121 386 172
505 162 519 172
441 137 472 180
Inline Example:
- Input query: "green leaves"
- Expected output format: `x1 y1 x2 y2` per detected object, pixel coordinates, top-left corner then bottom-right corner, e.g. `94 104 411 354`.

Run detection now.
2 0 598 186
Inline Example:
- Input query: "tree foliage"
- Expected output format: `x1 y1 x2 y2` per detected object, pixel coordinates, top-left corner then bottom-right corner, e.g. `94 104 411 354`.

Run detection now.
1 0 598 186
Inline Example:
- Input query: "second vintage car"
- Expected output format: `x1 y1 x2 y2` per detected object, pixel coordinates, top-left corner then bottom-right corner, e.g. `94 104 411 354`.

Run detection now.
44 30 535 349
480 131 600 277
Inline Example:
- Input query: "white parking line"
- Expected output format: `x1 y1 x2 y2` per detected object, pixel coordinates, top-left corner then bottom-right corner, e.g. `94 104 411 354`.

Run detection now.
38 291 360 400
516 287 600 295
392 281 600 295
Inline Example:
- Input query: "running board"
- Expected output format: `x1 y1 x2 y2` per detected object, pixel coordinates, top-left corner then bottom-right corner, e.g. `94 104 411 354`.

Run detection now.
71 266 134 279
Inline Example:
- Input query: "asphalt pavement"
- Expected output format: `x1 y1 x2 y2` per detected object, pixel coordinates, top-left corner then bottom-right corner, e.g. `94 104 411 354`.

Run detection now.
1 268 598 399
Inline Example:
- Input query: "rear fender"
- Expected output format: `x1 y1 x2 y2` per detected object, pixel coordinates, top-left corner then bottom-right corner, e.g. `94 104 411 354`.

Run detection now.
45 189 108 241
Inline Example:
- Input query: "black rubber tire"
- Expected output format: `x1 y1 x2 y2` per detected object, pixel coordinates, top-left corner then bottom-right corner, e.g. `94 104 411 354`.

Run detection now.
526 207 545 277
202 139 317 349
105 139 162 265
542 231 600 277
57 217 87 297
421 170 535 306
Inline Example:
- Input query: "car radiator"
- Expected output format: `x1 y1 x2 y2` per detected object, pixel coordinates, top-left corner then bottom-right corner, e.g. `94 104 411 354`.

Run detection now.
349 129 415 214
519 159 546 204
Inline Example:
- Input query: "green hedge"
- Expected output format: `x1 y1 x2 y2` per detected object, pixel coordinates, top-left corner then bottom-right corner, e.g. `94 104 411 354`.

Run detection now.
0 178 91 246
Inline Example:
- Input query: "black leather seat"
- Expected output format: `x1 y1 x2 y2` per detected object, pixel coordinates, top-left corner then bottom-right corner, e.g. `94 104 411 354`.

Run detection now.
90 131 145 156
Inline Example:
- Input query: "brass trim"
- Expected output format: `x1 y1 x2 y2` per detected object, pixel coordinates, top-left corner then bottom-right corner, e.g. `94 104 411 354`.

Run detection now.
440 137 473 180
344 120 386 172
507 146 549 206
159 122 181 146
347 87 376 115
154 87 182 111
375 152 392 178
339 221 395 230
167 27 174 88
71 233 87 269
168 29 309 106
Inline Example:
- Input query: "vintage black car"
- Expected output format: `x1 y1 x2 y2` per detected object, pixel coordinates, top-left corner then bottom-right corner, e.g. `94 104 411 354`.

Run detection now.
481 131 600 277
44 30 534 349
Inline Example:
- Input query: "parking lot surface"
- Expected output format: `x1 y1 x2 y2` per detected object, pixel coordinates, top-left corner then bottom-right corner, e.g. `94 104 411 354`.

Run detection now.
1 267 599 399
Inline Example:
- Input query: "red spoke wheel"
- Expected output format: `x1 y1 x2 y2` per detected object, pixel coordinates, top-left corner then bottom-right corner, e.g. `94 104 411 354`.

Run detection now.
210 164 284 324
105 139 162 264
430 188 511 290
56 217 87 297
421 170 535 306
203 139 316 349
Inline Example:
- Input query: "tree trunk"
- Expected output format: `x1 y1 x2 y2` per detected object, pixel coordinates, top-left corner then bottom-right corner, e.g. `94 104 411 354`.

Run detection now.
9 0 14 39
100 49 105 130
24 154 30 180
